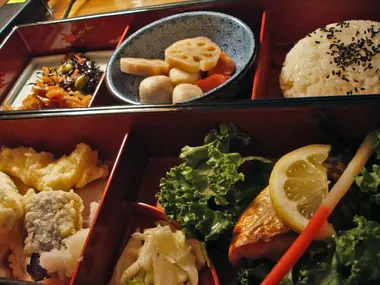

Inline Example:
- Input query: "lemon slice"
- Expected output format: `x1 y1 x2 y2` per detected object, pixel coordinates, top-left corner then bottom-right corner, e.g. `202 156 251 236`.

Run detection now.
269 144 336 239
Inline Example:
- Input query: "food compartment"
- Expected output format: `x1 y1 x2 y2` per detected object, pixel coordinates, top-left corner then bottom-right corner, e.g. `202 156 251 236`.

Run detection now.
104 202 219 285
252 0 380 99
73 105 380 285
92 1 266 106
0 114 131 284
0 15 131 110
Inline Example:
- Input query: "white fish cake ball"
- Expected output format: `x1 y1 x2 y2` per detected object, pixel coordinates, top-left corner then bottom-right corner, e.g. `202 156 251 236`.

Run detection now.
169 68 201 86
172 83 204 103
139 75 173 104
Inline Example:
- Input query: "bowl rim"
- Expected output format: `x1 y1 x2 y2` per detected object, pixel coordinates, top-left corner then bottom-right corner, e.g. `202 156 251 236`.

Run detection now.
123 201 220 285
106 11 256 105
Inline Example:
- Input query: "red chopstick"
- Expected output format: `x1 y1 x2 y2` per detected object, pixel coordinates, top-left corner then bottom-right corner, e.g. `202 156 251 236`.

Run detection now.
261 134 375 285
261 205 331 285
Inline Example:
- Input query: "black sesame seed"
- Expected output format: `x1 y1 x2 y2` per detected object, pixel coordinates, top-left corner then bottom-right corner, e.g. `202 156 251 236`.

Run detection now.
315 41 321 44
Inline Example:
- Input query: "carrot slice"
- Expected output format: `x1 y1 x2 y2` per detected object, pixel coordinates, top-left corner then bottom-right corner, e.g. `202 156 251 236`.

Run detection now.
195 74 231 93
72 69 80 77
207 52 235 76
74 54 85 63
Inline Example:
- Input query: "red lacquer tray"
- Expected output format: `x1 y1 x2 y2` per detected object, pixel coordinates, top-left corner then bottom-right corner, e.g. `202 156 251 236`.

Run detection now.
0 0 266 110
1 0 379 111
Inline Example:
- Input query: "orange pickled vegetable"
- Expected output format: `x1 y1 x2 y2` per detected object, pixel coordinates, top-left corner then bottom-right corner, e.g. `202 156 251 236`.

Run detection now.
208 52 235 76
72 68 80 77
195 74 231 93
74 54 85 63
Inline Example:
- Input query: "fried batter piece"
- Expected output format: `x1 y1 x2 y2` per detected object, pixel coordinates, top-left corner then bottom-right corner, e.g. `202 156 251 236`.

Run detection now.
23 189 84 256
229 186 297 266
0 143 109 192
0 172 25 279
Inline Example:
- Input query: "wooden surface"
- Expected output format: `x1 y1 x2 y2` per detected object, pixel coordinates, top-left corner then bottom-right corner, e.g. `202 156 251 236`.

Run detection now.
48 0 189 19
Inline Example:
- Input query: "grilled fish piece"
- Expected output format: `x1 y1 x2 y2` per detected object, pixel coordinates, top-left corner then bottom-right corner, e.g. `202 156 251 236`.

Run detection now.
229 186 296 266
229 154 351 266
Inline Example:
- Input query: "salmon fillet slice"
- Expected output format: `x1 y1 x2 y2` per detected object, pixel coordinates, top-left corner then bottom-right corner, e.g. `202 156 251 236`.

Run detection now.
229 186 296 266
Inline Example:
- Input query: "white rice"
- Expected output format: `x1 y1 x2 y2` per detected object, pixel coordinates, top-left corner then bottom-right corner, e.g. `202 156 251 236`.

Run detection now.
280 20 380 98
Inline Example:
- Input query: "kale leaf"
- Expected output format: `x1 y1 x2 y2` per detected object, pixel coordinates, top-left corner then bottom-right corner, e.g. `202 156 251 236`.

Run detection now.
158 124 273 247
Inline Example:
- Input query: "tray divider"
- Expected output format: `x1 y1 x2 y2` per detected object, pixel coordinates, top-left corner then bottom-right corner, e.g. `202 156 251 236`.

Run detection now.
251 9 271 100
89 24 131 107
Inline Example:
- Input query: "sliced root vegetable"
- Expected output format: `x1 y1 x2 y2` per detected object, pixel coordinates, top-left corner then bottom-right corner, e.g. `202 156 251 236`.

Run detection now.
165 37 221 73
120 58 170 77
195 74 231 93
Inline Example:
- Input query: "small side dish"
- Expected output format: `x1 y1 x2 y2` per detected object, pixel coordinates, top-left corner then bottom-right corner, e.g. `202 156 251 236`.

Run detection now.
109 223 209 285
120 37 235 104
4 54 102 110
0 143 108 283
280 20 380 97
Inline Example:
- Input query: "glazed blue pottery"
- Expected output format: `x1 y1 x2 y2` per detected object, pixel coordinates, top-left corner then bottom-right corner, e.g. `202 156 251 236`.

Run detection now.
106 11 256 105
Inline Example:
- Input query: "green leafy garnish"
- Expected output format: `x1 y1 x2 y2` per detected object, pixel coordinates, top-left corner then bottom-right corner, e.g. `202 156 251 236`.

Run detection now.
237 260 275 285
158 124 273 246
286 217 380 285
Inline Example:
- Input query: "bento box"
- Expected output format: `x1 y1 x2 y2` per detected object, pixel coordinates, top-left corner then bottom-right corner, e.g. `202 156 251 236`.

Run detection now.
1 0 379 112
0 102 380 285
0 0 266 111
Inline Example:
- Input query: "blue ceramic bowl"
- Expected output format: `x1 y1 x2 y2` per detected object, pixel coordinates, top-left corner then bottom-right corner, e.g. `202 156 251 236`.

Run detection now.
106 11 256 105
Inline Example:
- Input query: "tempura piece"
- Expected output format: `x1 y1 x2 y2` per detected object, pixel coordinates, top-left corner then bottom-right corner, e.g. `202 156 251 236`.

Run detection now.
8 222 31 281
0 172 24 237
0 143 109 192
0 172 24 278
39 202 99 279
23 189 84 259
